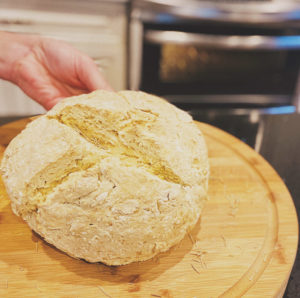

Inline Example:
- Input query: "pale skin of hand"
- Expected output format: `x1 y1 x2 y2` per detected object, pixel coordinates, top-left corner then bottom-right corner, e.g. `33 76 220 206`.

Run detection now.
0 32 113 110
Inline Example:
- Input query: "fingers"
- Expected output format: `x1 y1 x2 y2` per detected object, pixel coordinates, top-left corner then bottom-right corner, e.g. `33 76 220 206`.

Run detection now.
11 36 115 111
42 85 94 110
76 55 114 92
12 55 62 110
39 37 114 93
12 50 86 110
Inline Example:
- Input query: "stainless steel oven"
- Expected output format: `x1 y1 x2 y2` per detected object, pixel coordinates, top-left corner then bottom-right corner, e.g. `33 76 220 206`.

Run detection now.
129 0 300 110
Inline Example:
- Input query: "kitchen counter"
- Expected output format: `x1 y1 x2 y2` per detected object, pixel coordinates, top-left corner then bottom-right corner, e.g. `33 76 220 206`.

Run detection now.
0 110 299 297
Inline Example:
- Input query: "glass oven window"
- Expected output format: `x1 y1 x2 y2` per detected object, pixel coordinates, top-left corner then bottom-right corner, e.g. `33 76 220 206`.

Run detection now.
141 41 300 96
160 44 285 83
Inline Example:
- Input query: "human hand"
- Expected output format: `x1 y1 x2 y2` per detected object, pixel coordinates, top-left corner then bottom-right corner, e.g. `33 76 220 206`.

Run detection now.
0 32 113 110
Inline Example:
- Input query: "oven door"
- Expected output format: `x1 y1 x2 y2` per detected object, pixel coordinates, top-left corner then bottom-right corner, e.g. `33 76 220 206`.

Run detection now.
139 29 300 107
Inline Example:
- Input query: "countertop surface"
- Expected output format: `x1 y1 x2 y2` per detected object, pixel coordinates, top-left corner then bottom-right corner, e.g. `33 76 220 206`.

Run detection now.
0 110 299 297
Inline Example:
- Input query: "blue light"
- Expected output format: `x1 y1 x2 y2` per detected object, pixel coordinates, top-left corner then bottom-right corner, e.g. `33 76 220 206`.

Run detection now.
276 36 300 49
264 106 295 115
156 13 177 24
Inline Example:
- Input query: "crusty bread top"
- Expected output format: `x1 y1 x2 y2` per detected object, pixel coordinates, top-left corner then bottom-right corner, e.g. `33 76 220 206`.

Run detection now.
0 90 209 265
48 90 209 187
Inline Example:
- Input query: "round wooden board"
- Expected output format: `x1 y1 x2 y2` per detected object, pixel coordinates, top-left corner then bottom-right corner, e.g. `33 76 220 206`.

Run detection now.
0 118 298 298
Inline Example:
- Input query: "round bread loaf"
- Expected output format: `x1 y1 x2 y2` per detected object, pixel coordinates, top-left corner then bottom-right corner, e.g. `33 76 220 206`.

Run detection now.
0 90 209 265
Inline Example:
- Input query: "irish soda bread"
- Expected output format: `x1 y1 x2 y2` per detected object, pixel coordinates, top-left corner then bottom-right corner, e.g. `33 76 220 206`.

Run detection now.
0 90 209 265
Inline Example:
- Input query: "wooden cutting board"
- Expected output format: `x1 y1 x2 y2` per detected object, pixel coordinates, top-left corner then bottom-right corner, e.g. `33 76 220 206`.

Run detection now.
0 118 298 298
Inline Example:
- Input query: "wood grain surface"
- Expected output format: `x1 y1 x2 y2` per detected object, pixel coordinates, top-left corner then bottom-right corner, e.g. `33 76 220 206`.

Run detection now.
0 118 298 298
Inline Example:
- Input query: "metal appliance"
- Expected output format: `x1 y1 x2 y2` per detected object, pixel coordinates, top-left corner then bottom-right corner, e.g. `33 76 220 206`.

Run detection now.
129 0 300 111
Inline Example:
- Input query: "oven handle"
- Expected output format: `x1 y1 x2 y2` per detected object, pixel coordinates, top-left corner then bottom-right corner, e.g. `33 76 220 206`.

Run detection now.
145 30 300 50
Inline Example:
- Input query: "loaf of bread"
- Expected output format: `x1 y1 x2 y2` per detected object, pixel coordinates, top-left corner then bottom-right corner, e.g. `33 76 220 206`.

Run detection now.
0 90 209 265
